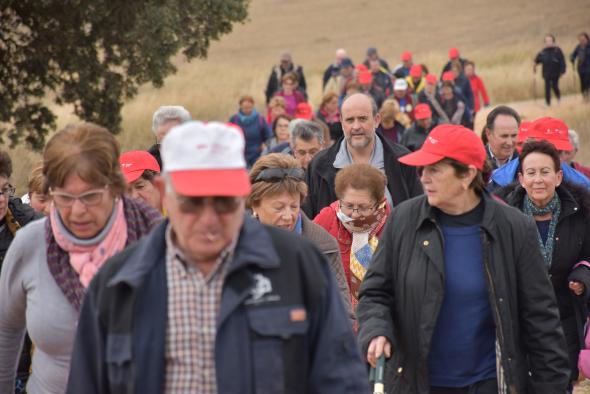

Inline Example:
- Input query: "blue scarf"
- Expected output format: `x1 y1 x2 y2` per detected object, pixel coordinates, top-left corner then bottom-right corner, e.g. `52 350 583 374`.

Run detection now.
523 192 561 268
293 214 302 234
237 109 259 125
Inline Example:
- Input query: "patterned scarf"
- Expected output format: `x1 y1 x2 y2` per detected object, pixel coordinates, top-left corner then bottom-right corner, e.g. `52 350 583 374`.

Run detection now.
523 192 561 268
337 201 388 302
46 196 162 311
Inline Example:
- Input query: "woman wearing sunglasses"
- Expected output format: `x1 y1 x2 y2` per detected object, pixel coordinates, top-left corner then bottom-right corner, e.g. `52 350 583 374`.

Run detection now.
0 123 161 394
247 153 352 321
313 163 391 318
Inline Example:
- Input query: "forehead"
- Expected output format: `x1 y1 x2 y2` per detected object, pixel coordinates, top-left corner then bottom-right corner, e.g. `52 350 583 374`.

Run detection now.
522 152 556 169
341 96 373 117
294 137 320 149
491 115 518 133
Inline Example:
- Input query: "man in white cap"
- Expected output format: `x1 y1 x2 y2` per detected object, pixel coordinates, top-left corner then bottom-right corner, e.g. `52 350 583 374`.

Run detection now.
66 122 368 394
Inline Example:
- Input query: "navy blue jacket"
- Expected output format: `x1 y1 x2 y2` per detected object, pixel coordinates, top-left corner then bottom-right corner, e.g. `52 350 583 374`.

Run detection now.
66 217 368 394
571 44 590 75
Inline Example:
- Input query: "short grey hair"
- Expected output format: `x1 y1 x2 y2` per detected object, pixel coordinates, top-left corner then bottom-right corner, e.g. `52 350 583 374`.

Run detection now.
569 129 580 151
152 106 191 134
291 121 324 146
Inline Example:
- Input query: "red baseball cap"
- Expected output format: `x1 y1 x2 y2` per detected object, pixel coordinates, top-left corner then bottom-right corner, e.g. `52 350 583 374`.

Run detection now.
516 121 533 144
119 150 161 183
295 102 314 120
161 121 251 196
449 47 460 59
425 74 438 84
399 124 486 170
410 64 423 78
355 63 368 72
530 117 573 151
414 104 432 120
358 70 373 84
401 51 413 62
442 71 456 81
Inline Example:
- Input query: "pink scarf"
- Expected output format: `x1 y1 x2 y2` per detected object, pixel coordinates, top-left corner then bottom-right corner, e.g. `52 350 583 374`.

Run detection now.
49 199 128 287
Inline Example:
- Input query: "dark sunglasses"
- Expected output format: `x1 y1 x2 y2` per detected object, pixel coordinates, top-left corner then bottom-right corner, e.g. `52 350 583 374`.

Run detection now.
253 168 305 183
176 196 242 215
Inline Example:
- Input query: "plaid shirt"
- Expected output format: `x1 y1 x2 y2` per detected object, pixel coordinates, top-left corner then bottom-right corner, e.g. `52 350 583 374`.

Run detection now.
163 225 233 393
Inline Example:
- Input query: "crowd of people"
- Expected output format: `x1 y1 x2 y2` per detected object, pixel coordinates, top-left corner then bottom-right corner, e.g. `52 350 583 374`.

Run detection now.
0 33 589 394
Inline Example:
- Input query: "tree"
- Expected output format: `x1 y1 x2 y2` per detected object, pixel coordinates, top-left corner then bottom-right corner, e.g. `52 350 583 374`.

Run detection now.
0 0 249 150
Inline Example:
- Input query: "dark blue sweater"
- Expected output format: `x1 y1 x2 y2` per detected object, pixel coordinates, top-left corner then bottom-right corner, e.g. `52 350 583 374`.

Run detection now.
428 217 496 387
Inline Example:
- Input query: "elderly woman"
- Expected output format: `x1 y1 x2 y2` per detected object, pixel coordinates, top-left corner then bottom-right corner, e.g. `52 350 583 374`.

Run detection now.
119 150 163 213
229 95 272 168
0 123 161 394
313 163 390 313
497 139 590 387
316 91 340 127
357 124 570 393
376 98 411 145
148 105 191 168
262 114 291 154
247 153 352 319
272 72 306 117
266 95 286 125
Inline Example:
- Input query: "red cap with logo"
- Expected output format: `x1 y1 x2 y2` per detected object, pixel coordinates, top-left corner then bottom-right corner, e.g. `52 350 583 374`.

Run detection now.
401 51 413 62
414 104 432 120
442 71 456 81
399 124 486 170
449 47 460 59
410 64 423 78
119 150 161 183
529 117 573 151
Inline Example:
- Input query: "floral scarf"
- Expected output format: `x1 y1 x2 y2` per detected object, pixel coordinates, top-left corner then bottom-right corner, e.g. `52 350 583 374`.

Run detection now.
523 192 561 268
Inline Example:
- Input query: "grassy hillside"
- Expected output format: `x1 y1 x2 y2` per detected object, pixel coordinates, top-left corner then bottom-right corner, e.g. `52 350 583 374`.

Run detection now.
5 0 590 192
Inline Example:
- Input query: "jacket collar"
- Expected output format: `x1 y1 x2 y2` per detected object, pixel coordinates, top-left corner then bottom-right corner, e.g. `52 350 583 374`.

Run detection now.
414 192 499 240
108 215 280 288
504 183 580 221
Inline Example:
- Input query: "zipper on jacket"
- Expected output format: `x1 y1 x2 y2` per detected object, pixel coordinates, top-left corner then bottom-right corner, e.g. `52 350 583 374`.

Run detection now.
481 233 513 389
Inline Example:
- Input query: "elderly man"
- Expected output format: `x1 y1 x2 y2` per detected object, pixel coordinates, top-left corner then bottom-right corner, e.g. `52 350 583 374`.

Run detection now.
268 120 324 170
304 93 422 218
148 105 191 168
561 129 590 179
66 122 368 394
265 51 307 104
483 105 520 170
322 48 347 90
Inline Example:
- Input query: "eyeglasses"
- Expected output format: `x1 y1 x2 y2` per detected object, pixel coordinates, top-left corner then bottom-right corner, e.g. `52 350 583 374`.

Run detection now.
339 200 378 216
50 186 108 207
176 195 242 215
294 149 320 158
0 185 15 198
253 168 305 183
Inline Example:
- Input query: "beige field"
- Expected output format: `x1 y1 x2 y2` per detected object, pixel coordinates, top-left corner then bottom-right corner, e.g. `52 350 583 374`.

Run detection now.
5 0 590 194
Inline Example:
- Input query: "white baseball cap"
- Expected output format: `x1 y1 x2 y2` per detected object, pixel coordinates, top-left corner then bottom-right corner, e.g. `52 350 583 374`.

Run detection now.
161 121 251 196
394 78 408 91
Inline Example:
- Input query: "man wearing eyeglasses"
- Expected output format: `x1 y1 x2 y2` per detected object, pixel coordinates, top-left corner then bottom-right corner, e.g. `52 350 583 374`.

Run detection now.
67 122 368 394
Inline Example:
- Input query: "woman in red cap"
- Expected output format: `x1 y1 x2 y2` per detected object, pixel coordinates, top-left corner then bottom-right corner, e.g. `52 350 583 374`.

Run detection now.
497 139 590 389
357 124 570 393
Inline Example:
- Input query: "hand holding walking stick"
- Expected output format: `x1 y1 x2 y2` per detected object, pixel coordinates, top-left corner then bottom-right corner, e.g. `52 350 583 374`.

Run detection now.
369 355 386 394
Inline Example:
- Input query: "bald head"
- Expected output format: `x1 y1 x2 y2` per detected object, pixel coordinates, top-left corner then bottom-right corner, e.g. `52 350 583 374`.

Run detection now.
341 93 378 118
336 48 347 62
340 94 380 152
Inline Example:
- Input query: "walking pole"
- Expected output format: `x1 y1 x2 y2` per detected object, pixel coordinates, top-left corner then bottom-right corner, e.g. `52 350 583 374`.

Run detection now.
532 73 537 103
369 355 386 394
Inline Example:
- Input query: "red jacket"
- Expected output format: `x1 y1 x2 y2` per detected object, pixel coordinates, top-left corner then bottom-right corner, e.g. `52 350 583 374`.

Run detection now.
468 74 490 113
313 200 391 291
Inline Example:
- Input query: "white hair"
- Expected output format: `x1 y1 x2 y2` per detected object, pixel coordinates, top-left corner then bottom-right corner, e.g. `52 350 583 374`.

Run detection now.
152 106 191 134
568 129 580 151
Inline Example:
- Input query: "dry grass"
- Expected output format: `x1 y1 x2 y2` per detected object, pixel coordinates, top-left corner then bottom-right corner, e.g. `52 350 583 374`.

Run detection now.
5 0 590 192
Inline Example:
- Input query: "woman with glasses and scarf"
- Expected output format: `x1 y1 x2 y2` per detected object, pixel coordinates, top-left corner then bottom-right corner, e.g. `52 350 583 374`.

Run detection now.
497 139 590 389
313 163 391 316
247 153 352 321
0 123 161 394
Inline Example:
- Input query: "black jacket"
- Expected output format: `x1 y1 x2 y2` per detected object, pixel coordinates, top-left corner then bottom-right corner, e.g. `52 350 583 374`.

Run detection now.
535 47 566 79
147 143 162 169
571 44 590 75
400 122 436 152
497 182 590 378
357 194 570 393
303 133 423 218
67 217 368 394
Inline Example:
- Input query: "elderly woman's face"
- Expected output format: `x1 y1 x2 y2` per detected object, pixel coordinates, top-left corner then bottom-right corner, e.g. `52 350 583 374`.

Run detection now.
518 152 563 208
0 175 12 221
51 173 115 239
240 100 254 116
275 118 290 142
282 79 296 94
326 96 339 113
253 191 300 231
339 187 377 219
420 161 471 212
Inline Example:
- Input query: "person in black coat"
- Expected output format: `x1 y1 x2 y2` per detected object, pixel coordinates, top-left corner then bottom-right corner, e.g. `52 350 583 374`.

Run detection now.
496 139 590 386
570 32 590 102
535 34 566 106
358 125 570 393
